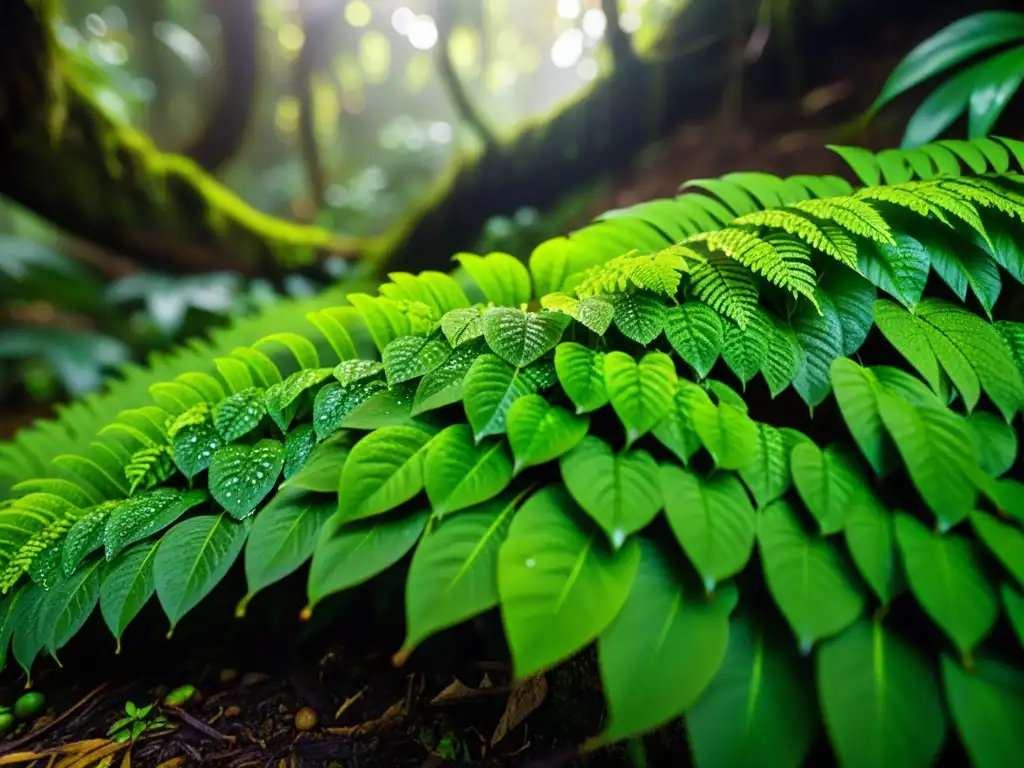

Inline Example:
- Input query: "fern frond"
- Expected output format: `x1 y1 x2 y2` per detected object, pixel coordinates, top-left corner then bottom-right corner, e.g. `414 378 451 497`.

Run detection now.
124 445 174 495
573 248 701 299
854 185 952 225
907 182 989 244
790 197 896 246
688 251 760 328
731 209 860 269
935 177 1024 224
0 507 84 591
684 229 818 309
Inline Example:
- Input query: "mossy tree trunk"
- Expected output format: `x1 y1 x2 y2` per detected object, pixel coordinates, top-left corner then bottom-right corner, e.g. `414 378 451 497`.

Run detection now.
0 0 992 280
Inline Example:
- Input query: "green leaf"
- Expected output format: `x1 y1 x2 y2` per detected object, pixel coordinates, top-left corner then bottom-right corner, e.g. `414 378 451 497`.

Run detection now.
660 464 756 591
307 508 429 608
412 338 485 415
483 308 570 368
208 440 285 520
154 514 250 632
577 296 615 335
41 559 102 656
691 399 759 471
757 500 865 650
423 425 512 518
497 485 640 678
463 354 539 441
62 502 120 577
738 423 792 508
966 411 1017 477
790 443 864 535
338 381 430 431
858 234 930 309
604 350 677 447
280 432 354 494
817 620 946 768
894 513 997 655
399 494 519 660
312 380 387 440
283 424 317 480
506 395 588 475
844 493 901 605
11 584 46 675
561 437 662 549
554 342 608 415
596 540 737 743
333 359 385 386
264 368 332 430
831 358 893 476
382 335 452 386
170 417 222 481
820 266 876 356
872 300 944 395
1002 584 1024 647
926 233 1002 318
455 252 532 307
686 615 818 768
103 488 208 560
440 307 485 347
99 539 159 649
876 389 978 529
664 302 723 379
336 426 433 523
760 318 801 397
970 510 1024 589
212 387 266 443
609 293 666 345
722 317 769 386
943 657 1024 768
242 496 333 606
791 294 843 408
651 378 713 466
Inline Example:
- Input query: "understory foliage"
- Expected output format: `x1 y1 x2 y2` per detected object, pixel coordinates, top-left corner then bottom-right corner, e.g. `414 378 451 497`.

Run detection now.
3 136 1024 765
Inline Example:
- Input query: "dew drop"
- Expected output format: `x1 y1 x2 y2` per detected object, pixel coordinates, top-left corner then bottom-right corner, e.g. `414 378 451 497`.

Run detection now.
525 558 536 568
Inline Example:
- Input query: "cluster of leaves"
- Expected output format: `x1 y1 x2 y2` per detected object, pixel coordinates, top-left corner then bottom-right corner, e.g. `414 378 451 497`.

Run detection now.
869 11 1024 147
2 136 1024 765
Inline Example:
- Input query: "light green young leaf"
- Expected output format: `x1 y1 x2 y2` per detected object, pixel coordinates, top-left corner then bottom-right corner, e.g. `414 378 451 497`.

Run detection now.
561 437 662 549
873 300 944 394
970 510 1024 589
382 335 452 386
738 423 792 509
242 495 333 607
651 378 712 466
463 354 539 441
336 426 433 522
942 657 1024 768
894 513 997 654
312 380 387 440
307 508 428 608
208 440 284 520
498 485 640 678
664 302 723 379
212 387 266 443
412 337 485 415
876 389 978 529
604 350 677 447
790 443 865 535
154 514 250 632
830 358 894 476
423 425 512 518
103 488 208 561
577 296 615 335
554 342 608 415
596 540 737 744
482 308 570 368
660 464 755 591
758 500 865 651
817 621 946 768
455 252 532 307
440 307 486 347
844 492 901 604
691 399 759 471
686 614 817 768
99 539 159 650
505 395 588 475
399 493 519 661
609 293 666 345
333 359 385 386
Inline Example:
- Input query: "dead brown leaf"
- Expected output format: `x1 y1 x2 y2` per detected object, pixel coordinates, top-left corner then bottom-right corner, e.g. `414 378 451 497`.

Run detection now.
490 675 547 747
323 699 406 737
429 679 480 707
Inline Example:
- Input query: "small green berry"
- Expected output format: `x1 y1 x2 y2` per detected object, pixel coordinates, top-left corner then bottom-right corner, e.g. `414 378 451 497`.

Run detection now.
13 692 45 721
162 685 196 707
0 712 14 735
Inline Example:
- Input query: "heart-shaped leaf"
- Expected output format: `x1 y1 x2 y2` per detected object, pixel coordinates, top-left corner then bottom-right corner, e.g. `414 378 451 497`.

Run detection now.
506 395 588 474
413 338 485 414
554 343 608 414
483 308 570 368
212 387 266 443
463 354 540 441
382 335 452 386
336 426 434 523
942 656 1024 768
664 302 723 378
424 425 513 517
209 440 285 520
313 380 387 440
604 350 677 446
790 443 865 535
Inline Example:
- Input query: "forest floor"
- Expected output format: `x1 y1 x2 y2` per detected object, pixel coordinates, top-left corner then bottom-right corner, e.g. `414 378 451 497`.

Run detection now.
0 9 995 768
